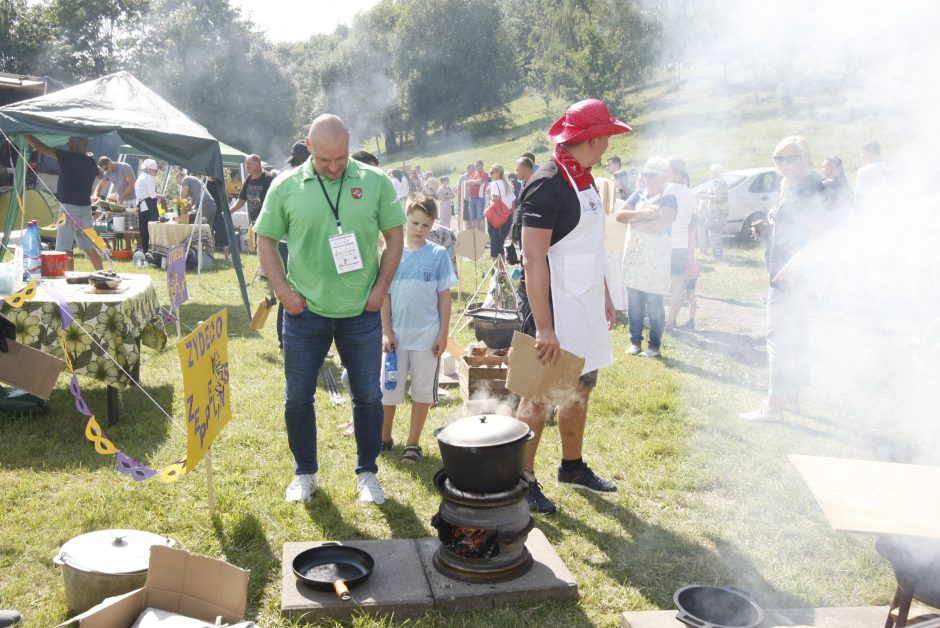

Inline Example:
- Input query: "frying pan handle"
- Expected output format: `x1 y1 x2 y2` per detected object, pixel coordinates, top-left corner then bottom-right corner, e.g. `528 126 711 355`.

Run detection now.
334 579 351 601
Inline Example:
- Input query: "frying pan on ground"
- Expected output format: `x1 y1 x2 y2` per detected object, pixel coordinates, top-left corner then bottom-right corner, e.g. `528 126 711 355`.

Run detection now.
292 543 374 601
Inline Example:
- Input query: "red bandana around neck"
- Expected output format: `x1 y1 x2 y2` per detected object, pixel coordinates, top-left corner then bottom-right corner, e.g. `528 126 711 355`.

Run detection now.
553 144 594 190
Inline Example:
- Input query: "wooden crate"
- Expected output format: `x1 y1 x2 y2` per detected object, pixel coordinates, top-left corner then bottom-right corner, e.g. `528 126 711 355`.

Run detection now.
457 355 511 401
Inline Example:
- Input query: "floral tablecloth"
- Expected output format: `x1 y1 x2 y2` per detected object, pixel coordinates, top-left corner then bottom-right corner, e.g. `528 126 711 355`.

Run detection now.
1 274 163 389
148 223 214 257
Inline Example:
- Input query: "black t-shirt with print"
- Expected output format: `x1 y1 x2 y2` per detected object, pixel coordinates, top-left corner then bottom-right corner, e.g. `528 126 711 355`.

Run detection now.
239 172 275 222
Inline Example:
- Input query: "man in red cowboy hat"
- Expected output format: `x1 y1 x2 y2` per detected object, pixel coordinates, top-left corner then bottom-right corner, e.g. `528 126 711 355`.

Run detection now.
515 98 631 514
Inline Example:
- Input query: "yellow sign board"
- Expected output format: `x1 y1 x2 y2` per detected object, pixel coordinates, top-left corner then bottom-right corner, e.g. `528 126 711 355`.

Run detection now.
178 310 231 472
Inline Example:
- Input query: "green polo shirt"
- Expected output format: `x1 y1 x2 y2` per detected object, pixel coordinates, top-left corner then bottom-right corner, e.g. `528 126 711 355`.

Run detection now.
253 158 405 318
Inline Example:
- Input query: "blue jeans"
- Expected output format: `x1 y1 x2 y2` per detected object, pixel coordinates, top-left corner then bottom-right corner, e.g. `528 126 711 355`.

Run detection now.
468 197 485 221
627 287 664 349
283 308 383 475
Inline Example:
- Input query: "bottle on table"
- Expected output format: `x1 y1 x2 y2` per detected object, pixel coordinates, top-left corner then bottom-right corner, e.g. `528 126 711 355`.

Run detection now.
132 248 147 269
22 220 41 280
384 351 397 391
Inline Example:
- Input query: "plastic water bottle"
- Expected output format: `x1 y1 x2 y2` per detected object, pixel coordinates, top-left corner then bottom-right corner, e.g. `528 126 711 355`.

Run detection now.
22 220 41 279
132 248 147 268
384 351 397 391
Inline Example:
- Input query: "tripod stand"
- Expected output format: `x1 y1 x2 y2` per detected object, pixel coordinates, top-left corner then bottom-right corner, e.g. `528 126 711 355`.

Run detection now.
452 256 518 335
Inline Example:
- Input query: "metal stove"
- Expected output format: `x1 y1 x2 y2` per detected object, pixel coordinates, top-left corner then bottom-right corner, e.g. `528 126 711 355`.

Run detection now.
430 470 534 583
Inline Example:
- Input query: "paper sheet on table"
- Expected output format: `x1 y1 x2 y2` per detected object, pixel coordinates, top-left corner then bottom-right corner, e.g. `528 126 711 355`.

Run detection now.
506 331 585 404
789 454 940 538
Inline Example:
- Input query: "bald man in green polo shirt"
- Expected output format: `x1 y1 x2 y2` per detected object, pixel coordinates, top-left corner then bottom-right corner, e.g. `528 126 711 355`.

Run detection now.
255 115 405 505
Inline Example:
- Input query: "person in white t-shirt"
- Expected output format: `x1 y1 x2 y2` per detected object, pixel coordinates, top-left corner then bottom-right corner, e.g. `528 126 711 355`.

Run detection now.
665 156 697 327
854 140 890 214
134 158 160 254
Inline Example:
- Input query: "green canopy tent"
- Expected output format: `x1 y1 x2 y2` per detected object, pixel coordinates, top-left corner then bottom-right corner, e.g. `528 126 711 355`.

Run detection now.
0 71 251 318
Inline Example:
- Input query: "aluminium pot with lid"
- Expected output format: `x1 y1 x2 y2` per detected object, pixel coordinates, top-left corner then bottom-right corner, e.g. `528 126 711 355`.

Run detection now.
436 414 533 493
54 529 176 613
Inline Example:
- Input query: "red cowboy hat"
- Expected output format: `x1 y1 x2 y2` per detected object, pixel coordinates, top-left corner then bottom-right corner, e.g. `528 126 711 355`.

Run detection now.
547 99 632 144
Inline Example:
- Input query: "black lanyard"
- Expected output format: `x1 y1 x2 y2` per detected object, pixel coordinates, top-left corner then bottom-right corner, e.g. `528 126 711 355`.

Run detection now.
315 170 345 232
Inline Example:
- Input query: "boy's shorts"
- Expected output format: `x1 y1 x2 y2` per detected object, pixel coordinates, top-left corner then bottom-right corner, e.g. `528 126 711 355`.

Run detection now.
381 349 441 405
55 204 95 251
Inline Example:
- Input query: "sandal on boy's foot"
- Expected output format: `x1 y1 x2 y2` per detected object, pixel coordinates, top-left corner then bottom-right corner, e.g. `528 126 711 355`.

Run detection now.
381 439 394 452
401 445 422 464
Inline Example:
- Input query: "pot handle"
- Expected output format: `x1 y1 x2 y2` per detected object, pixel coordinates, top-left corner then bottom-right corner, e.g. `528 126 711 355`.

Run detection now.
675 611 709 627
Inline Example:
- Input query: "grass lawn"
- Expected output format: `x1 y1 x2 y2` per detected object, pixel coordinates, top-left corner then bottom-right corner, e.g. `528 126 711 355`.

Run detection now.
0 64 917 625
0 242 901 626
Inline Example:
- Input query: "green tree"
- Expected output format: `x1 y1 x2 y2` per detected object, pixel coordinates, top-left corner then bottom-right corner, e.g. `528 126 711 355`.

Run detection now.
130 0 296 161
0 0 56 75
46 0 148 81
528 0 661 111
391 0 521 145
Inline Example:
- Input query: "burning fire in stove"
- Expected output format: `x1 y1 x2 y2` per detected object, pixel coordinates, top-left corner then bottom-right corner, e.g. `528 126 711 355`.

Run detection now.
447 526 498 559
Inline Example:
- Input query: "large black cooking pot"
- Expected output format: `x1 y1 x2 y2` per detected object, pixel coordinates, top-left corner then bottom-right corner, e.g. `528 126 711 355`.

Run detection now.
436 414 533 493
467 308 520 350
674 585 764 628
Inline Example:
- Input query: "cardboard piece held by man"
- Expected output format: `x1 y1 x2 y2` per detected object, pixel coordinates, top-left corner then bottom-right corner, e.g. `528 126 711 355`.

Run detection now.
0 340 66 399
506 331 585 403
249 297 277 330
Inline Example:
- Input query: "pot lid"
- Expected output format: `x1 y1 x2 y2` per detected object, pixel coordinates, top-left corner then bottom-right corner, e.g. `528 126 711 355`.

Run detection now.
55 529 175 575
467 308 518 322
437 414 530 447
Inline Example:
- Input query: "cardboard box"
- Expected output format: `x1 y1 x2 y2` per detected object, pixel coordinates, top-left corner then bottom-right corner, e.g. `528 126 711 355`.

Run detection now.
59 545 249 627
0 339 66 400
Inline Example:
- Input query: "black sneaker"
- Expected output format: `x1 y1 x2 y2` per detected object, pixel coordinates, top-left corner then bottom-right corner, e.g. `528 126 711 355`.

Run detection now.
526 480 557 515
557 463 617 493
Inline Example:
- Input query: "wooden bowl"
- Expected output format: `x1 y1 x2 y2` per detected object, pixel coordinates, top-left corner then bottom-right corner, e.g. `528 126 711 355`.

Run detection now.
110 248 133 261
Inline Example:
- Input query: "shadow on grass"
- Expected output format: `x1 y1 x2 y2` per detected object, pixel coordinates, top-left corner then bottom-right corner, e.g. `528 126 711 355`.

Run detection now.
538 494 803 610
0 382 175 471
377 497 429 539
661 357 765 393
696 294 764 310
304 493 373 541
668 327 767 369
212 512 277 620
175 301 260 339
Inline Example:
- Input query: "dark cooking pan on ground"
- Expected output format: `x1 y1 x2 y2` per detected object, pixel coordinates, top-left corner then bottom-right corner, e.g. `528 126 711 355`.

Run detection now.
292 543 374 601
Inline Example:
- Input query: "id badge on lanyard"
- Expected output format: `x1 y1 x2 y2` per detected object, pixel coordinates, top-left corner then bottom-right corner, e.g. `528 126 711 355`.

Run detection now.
329 231 363 273
317 170 364 274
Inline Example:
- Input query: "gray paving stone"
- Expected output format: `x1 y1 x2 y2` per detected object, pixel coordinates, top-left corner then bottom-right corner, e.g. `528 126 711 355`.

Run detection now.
621 605 891 627
281 539 433 621
418 528 579 611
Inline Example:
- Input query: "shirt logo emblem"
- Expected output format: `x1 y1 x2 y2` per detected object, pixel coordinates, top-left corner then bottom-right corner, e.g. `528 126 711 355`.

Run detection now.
351 187 363 199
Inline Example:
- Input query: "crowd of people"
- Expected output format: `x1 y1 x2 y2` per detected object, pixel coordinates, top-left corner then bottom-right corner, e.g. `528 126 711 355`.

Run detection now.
27 94 888 516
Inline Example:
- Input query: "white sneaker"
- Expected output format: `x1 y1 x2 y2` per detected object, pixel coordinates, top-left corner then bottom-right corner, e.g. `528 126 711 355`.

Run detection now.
639 348 661 358
285 473 318 502
356 471 385 504
626 344 642 355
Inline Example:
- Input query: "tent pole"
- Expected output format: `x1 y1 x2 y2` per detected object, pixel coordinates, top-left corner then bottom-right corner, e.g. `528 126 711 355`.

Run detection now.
1 136 28 261
211 164 251 319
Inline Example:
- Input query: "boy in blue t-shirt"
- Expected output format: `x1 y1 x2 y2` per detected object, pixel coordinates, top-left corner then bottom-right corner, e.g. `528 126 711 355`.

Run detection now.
380 193 457 463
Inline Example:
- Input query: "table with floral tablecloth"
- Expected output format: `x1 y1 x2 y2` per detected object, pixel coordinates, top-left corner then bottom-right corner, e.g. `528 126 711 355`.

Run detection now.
1 273 163 390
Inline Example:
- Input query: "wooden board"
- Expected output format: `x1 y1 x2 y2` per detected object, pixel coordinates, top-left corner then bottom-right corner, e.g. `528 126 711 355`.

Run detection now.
789 454 940 538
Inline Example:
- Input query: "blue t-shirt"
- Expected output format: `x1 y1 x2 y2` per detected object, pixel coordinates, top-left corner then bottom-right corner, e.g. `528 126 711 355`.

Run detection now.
389 242 457 351
54 149 100 206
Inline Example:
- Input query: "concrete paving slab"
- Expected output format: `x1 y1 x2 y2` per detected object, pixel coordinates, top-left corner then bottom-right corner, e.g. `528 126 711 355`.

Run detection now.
281 539 433 621
621 605 891 628
418 528 579 611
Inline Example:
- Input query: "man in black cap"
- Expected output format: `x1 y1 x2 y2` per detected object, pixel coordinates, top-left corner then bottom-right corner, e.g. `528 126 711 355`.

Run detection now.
288 140 310 168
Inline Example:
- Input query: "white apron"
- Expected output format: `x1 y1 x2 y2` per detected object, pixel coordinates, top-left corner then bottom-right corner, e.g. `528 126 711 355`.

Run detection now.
549 162 612 374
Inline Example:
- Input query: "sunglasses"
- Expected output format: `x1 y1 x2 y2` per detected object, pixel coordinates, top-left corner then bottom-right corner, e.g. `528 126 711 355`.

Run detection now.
773 154 802 165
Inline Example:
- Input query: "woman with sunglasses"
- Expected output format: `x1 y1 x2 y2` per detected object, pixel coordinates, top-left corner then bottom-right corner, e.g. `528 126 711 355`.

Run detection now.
741 136 828 421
